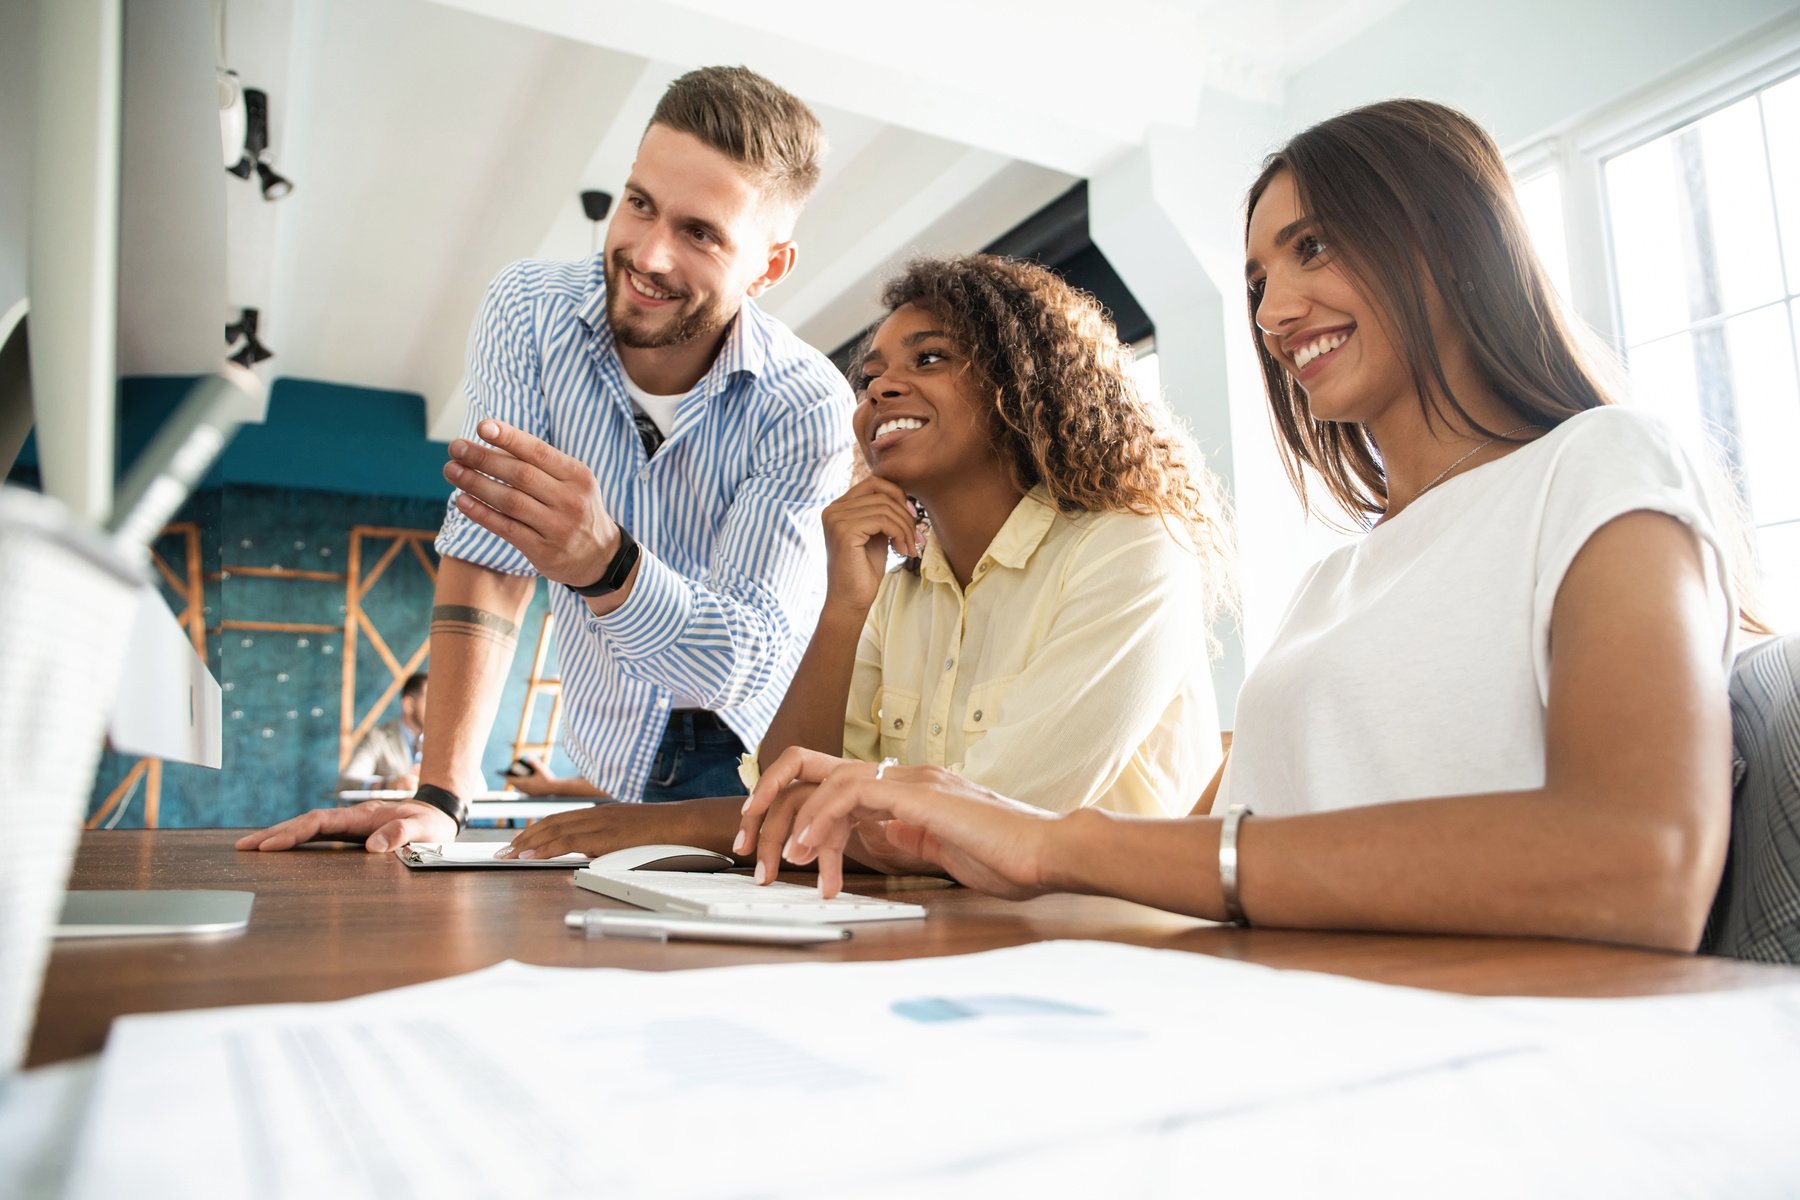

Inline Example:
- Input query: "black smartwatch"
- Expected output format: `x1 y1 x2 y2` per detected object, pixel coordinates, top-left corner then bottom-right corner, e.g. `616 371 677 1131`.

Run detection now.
570 528 641 597
410 784 468 830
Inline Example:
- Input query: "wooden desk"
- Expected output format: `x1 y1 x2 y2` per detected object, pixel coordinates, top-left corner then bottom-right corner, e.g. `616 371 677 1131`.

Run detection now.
28 830 1793 1069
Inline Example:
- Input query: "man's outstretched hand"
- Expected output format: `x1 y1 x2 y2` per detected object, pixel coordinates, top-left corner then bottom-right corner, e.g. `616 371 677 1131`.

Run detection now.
234 799 455 854
445 420 622 589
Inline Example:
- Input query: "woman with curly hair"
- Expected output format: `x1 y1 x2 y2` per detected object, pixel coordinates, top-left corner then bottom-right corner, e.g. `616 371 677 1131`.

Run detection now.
728 253 1231 870
502 253 1231 865
738 100 1754 951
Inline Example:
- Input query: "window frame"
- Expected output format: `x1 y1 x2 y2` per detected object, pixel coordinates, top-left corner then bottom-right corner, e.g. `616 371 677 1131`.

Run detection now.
1505 18 1800 627
1507 19 1800 353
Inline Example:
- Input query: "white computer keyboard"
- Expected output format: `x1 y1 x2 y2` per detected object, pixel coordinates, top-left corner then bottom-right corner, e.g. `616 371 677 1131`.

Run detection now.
572 867 926 924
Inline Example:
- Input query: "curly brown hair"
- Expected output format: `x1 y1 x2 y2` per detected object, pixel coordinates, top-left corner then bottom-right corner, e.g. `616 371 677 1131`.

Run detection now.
855 254 1233 625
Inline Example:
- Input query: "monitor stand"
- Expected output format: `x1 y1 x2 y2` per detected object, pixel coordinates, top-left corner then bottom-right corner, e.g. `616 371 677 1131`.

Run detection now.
54 890 254 938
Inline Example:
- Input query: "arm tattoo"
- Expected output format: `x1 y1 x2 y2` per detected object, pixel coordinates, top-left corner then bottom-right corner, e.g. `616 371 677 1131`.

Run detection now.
430 605 519 650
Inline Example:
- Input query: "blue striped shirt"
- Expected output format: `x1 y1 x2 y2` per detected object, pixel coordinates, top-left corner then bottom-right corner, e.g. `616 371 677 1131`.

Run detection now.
435 255 854 801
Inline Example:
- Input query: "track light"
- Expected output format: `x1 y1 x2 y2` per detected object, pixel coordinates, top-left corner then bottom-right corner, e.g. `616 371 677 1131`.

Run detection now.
225 87 294 201
225 308 274 367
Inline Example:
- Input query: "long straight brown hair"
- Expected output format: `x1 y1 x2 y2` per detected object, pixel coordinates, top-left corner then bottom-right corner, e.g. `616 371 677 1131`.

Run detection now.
1245 99 1612 524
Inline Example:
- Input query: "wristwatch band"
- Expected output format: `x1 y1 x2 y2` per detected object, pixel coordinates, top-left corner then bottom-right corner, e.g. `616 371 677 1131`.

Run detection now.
570 528 640 597
410 784 468 831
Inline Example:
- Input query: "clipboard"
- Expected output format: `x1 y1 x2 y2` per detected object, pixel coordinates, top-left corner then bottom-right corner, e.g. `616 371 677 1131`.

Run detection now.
396 843 591 870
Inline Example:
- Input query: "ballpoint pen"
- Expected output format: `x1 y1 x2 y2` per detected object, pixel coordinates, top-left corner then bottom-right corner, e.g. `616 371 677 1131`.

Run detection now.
564 909 851 945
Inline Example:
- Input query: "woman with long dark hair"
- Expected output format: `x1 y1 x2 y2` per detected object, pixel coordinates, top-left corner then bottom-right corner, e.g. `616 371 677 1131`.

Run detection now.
503 253 1231 865
740 99 1754 951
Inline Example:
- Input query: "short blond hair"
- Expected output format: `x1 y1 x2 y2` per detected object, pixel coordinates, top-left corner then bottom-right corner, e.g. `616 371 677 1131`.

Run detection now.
650 66 825 218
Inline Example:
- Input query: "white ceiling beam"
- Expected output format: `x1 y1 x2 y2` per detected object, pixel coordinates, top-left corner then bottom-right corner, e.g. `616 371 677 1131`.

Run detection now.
527 60 689 268
424 58 689 440
425 0 1207 176
765 136 1028 341
784 158 1076 353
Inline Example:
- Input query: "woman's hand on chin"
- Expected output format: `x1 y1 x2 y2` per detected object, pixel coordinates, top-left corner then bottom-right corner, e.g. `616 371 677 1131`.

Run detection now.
820 476 925 613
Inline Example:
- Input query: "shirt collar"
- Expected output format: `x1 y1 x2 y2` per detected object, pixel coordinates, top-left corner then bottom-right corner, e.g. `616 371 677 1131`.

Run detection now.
920 485 1059 585
575 257 771 390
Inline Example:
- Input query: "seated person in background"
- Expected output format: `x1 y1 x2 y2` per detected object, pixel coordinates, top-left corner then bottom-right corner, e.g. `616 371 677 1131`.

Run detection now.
337 673 428 793
740 99 1764 953
500 253 1232 863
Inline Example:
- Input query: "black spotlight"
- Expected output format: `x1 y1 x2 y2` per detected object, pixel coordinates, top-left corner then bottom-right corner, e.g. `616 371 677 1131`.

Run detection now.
225 307 274 367
256 159 294 200
227 88 294 201
580 190 613 222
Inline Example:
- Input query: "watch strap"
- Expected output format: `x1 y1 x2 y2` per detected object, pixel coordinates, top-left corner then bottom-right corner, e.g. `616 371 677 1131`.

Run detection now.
570 528 640 597
410 784 468 831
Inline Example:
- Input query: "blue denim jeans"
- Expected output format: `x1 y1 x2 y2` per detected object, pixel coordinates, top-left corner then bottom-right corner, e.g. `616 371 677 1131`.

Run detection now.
641 710 748 803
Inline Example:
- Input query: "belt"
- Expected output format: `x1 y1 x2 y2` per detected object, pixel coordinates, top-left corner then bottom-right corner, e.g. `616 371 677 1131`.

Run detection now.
667 708 730 733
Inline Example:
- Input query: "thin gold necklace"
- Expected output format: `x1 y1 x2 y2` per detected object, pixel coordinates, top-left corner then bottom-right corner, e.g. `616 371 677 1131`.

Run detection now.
1391 423 1541 513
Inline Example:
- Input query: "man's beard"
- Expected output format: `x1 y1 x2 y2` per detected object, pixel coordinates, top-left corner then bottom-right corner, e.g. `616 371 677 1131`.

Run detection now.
606 251 734 350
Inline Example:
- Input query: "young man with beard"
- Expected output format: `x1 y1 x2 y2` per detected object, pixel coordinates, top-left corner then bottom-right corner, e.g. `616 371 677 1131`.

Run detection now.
240 66 853 853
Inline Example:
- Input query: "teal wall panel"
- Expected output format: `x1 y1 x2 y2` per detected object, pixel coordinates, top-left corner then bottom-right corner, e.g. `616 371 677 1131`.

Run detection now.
17 374 587 829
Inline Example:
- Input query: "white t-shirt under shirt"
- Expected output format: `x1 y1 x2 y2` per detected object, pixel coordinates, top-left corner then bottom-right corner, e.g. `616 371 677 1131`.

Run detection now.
1215 405 1737 817
620 373 684 439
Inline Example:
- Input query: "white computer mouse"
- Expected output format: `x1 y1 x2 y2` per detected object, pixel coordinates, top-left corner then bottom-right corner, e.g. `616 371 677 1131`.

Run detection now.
587 844 734 873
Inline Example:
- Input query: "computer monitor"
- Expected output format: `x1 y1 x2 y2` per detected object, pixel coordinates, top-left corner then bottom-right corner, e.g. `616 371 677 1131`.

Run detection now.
10 0 260 947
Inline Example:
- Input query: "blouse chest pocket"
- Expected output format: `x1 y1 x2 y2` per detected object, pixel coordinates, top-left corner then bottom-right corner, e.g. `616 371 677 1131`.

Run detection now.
876 688 920 758
961 674 1019 746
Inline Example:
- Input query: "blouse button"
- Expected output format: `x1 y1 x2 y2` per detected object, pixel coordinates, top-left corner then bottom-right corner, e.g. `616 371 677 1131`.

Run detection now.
931 722 943 736
893 718 905 730
973 709 984 722
943 658 954 671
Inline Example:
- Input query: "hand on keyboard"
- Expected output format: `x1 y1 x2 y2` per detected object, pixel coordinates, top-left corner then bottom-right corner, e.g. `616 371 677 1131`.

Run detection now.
731 780 936 882
739 749 1058 900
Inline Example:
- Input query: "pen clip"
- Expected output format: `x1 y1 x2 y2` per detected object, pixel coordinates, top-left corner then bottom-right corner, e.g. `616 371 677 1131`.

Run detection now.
592 922 671 942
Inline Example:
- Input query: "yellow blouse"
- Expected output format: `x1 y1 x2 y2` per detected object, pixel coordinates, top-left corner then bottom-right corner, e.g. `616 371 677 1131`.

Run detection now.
748 487 1220 817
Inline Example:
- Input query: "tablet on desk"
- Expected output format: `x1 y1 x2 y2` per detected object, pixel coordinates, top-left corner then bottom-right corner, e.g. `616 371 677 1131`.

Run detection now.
56 890 254 937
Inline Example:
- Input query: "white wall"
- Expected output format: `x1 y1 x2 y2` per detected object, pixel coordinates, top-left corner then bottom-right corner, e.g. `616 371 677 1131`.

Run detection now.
1283 0 1800 144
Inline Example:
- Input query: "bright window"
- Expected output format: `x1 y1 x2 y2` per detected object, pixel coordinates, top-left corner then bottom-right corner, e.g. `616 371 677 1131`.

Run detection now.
1600 71 1800 629
1515 168 1574 305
